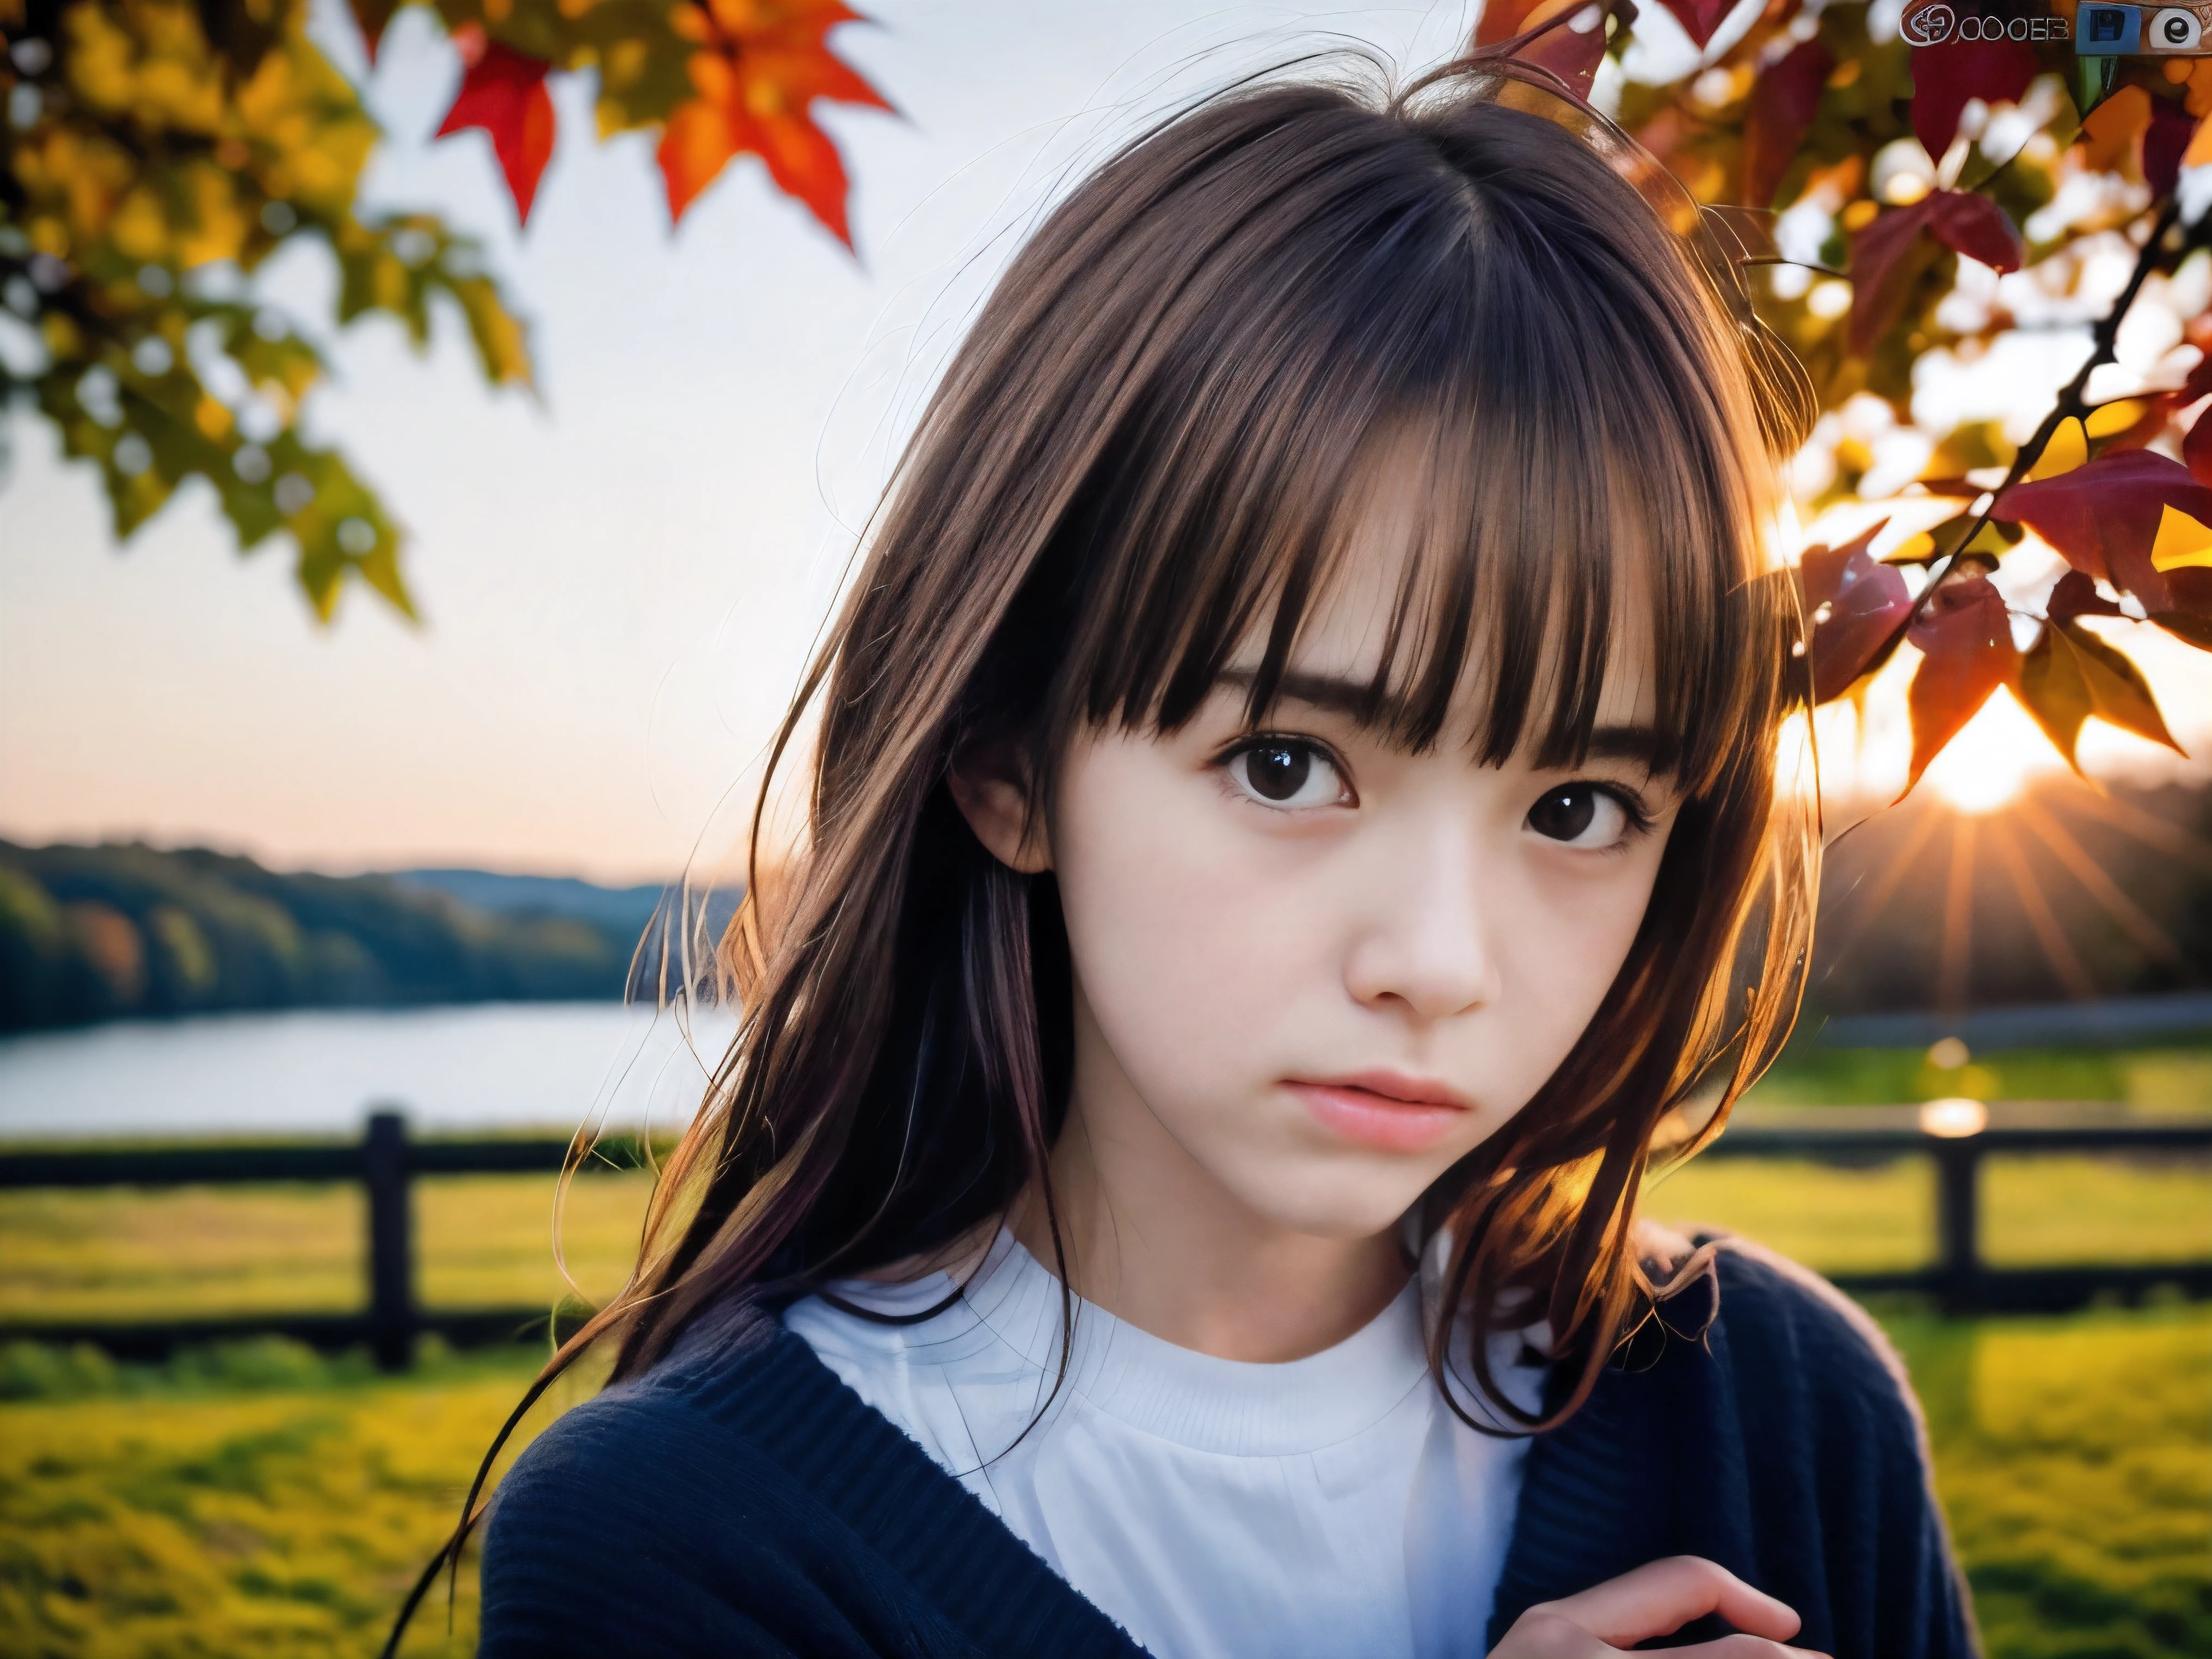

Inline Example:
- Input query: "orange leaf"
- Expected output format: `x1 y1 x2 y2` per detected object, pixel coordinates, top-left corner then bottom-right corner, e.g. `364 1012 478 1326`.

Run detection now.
2081 84 2153 177
1742 40 1833 209
1800 522 1915 702
1992 448 2212 611
437 32 557 225
1905 573 2019 790
657 0 890 244
2018 618 2181 770
1910 40 2036 163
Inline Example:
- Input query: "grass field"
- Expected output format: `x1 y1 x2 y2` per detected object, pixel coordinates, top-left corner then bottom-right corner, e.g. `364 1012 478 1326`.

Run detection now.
1 1306 2204 1658
0 1135 2207 1657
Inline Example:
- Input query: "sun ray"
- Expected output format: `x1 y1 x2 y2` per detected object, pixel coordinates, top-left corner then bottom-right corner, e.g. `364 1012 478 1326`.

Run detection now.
1987 819 2100 1003
2056 788 2212 877
1820 804 1949 970
2013 797 2193 976
1938 815 1978 1015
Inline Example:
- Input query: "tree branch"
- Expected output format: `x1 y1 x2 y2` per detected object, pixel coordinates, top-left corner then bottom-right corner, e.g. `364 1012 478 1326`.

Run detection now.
1903 196 2187 628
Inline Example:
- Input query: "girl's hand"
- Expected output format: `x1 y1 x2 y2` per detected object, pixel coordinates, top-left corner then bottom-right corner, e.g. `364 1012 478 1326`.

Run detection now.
1487 1557 1830 1658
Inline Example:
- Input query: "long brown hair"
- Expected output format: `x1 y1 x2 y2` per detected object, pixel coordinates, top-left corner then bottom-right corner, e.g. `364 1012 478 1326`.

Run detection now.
398 48 1822 1646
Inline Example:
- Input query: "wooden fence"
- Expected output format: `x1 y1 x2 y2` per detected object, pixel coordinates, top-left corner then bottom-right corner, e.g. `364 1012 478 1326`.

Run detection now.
1 1108 2208 1370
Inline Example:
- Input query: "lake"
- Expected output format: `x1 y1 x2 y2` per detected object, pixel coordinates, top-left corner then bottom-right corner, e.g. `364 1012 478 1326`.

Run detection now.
0 1003 740 1143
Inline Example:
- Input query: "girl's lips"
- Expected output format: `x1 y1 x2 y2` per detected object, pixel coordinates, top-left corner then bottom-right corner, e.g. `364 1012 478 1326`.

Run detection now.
1283 1076 1472 1152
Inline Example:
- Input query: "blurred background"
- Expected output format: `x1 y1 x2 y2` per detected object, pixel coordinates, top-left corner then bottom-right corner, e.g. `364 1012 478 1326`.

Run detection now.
3 0 2209 1655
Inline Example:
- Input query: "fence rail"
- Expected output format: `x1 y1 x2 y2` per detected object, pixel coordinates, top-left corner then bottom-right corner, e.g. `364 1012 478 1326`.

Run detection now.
1 1109 2208 1369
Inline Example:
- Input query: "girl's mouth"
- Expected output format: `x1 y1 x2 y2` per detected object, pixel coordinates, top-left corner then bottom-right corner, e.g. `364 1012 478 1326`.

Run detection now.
1282 1072 1473 1152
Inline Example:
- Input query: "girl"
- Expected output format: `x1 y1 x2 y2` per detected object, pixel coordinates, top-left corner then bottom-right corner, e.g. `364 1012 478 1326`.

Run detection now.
457 48 1976 1659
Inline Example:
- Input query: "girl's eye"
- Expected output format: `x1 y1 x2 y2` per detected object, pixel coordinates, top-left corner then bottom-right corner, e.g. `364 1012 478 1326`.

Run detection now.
1526 784 1636 849
1227 741 1346 809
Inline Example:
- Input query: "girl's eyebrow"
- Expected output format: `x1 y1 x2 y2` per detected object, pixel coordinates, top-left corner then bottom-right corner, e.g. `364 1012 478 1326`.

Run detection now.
1213 667 1667 772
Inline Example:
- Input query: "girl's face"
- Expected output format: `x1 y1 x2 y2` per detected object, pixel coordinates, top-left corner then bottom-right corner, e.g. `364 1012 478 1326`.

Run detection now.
1016 523 1682 1248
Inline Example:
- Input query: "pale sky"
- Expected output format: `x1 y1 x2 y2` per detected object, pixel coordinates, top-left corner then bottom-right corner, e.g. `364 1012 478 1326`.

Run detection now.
0 1 1514 884
3 1 2204 884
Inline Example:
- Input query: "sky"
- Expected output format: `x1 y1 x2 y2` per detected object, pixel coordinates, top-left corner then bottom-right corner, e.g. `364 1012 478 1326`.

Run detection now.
3 0 2207 885
1 1 1525 885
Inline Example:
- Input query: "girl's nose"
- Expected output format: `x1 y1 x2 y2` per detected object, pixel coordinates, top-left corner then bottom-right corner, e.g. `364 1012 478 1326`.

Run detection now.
1340 823 1504 1023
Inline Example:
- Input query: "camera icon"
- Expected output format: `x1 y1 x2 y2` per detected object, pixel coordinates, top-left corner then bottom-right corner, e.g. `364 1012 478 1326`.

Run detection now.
2153 5 2207 46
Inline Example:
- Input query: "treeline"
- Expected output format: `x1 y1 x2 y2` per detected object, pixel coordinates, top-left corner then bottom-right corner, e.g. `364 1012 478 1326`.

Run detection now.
0 843 664 1033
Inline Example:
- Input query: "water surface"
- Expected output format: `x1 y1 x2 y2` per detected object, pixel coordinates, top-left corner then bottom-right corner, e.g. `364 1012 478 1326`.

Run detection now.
0 1003 736 1142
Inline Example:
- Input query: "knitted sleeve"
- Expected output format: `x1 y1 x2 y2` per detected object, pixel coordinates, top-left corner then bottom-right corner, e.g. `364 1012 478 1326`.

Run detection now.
477 1384 984 1659
1486 1237 1980 1659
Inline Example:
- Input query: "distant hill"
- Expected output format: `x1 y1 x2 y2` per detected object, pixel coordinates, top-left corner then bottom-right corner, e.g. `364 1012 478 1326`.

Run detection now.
0 843 734 1034
392 869 668 935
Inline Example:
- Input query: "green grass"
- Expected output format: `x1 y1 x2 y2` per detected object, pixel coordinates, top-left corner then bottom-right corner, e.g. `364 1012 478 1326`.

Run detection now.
1643 1155 2212 1275
0 1342 587 1658
1745 1042 2212 1109
0 1173 654 1324
1 1153 2207 1656
0 1309 2202 1658
1886 1306 2212 1658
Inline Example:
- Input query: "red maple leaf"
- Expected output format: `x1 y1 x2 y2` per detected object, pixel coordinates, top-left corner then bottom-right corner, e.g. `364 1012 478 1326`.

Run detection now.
1655 0 1732 48
660 0 892 245
2146 97 2199 200
1742 39 1833 210
1904 572 2019 790
1850 189 2020 354
1909 40 2036 163
437 29 557 225
1991 448 2212 612
1799 522 1915 702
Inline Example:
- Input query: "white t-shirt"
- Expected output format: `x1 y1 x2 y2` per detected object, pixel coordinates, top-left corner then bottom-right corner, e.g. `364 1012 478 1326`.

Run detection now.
783 1228 1549 1659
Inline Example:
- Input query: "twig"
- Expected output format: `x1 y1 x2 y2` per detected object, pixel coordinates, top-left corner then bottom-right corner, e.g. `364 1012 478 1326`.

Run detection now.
1902 196 2185 628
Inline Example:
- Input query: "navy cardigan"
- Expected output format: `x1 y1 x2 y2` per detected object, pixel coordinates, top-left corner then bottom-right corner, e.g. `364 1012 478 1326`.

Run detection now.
479 1239 1978 1657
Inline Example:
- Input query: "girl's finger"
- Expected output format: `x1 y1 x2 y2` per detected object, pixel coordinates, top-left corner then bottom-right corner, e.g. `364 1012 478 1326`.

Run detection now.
1527 1556 1804 1648
1667 1639 1832 1659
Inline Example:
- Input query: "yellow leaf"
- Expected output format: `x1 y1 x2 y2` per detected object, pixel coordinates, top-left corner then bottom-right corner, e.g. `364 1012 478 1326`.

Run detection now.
2150 501 2212 571
2085 400 2144 438
2026 417 2087 480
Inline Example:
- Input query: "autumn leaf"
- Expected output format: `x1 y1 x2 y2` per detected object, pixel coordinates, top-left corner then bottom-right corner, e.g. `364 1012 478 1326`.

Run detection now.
1905 572 2019 790
2145 96 2198 198
1655 0 1732 49
659 0 891 243
2155 569 2212 648
2082 84 2154 177
2188 412 2212 487
1910 39 2036 163
1851 199 1937 355
2018 615 2181 770
1800 522 1916 702
1849 191 2018 355
1742 39 1832 209
1992 448 2212 612
2046 568 2125 624
437 29 558 225
1925 189 2024 273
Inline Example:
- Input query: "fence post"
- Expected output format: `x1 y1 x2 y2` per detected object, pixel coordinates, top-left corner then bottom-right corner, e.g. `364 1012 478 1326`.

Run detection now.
1933 1134 1983 1315
364 1110 414 1371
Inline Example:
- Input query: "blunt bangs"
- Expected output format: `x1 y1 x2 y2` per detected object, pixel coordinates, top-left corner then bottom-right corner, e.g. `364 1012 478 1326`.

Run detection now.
1041 82 1787 798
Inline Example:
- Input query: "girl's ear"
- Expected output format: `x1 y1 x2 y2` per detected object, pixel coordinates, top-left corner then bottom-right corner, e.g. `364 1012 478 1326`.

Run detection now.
947 743 1053 873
